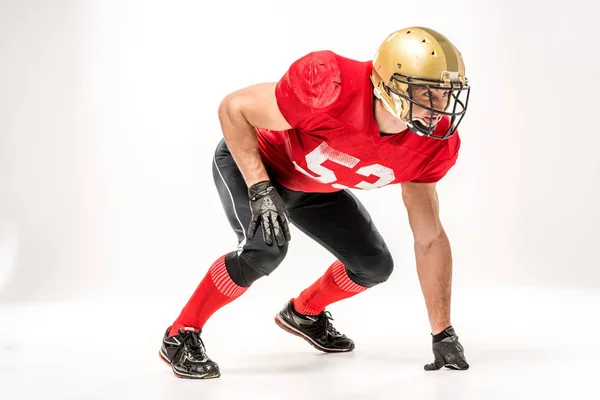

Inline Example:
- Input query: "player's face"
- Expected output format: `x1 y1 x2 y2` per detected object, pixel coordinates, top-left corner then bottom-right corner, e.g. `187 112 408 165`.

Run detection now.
409 87 450 124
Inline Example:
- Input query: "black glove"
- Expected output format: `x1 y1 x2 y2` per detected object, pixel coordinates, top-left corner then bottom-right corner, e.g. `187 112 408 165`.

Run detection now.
424 326 469 371
247 180 291 246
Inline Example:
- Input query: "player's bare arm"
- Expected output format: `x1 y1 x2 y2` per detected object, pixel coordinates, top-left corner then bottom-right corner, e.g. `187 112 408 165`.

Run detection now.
401 181 468 370
401 182 450 332
218 83 293 246
218 83 291 187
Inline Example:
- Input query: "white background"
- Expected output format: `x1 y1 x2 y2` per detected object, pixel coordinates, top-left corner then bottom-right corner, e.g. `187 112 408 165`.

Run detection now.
1 1 599 399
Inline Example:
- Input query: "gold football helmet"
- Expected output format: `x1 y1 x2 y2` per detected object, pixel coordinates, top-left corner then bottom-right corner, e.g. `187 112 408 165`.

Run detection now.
371 27 470 139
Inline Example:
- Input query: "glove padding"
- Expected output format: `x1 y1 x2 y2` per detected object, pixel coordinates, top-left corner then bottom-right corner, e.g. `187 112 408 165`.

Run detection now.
424 326 469 371
247 181 291 246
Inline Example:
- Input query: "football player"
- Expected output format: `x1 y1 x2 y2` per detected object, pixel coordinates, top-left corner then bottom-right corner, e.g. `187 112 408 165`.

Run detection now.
159 26 471 379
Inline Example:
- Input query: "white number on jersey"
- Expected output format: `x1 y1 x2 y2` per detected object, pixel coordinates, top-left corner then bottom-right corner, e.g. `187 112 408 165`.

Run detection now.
293 142 395 190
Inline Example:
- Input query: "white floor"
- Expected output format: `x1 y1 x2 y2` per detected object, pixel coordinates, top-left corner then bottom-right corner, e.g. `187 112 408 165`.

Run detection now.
1 285 598 400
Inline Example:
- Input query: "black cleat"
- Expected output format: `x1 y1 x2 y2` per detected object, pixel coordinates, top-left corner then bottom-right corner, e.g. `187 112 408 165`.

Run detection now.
159 327 221 379
274 300 355 353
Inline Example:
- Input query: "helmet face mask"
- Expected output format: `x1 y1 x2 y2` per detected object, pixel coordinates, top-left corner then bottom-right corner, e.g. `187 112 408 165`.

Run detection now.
390 73 470 140
371 27 471 140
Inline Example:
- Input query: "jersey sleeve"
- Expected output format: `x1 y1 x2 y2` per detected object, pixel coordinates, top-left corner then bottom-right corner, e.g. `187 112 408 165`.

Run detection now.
412 142 461 183
275 51 342 129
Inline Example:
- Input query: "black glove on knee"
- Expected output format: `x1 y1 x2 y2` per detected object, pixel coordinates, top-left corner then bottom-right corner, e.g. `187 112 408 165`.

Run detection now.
247 181 291 247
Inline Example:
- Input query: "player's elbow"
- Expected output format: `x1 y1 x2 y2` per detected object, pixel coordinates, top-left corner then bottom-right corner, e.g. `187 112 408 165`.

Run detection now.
218 92 246 125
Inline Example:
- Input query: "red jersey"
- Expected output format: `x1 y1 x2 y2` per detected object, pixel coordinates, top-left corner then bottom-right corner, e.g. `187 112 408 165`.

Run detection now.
256 50 460 193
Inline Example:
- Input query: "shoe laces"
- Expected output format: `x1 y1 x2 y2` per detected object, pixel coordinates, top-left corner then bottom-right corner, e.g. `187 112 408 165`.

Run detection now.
180 330 207 360
321 311 341 337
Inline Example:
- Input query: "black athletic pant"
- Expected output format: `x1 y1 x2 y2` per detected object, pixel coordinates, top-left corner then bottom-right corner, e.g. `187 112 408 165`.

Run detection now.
212 139 393 288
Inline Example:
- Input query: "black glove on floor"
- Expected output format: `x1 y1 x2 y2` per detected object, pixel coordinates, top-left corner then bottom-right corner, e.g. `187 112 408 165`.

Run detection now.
424 326 470 371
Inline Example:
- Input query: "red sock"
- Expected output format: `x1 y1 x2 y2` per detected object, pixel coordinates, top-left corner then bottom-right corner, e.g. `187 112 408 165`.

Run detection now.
292 260 367 315
169 255 248 336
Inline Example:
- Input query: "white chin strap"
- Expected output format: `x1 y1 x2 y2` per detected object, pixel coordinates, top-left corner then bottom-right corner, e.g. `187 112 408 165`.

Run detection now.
373 86 404 120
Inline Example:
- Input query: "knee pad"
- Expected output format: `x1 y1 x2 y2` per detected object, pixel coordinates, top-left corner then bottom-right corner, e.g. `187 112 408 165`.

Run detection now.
345 250 394 287
225 244 288 287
